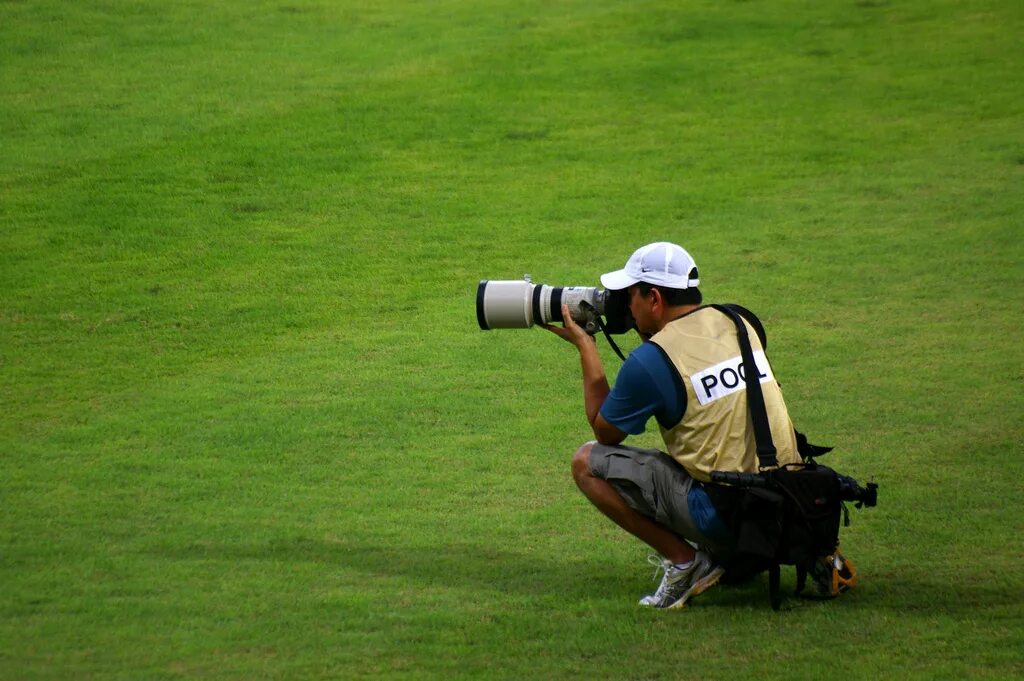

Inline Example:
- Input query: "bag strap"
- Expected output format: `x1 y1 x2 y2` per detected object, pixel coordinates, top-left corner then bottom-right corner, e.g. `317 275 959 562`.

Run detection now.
709 304 778 470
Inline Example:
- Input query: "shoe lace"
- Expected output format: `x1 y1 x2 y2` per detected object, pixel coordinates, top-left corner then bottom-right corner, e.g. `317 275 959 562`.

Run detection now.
647 554 672 582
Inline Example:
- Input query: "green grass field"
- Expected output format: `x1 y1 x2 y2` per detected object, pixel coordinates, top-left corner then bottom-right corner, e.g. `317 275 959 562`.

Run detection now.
2 0 1022 678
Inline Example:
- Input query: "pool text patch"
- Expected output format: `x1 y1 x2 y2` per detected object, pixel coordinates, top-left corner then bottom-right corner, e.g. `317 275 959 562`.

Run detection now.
690 351 773 405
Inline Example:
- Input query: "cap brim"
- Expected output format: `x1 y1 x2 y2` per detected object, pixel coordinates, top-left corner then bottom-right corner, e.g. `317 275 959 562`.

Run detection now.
600 269 638 290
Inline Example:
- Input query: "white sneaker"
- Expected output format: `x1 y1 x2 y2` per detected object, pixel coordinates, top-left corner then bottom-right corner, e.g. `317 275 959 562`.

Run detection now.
639 552 724 609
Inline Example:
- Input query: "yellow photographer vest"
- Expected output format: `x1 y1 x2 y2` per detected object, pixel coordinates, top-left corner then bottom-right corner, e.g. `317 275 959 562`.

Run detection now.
649 307 799 482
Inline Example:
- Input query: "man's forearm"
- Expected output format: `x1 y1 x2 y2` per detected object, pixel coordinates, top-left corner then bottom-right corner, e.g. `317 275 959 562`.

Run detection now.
577 338 610 431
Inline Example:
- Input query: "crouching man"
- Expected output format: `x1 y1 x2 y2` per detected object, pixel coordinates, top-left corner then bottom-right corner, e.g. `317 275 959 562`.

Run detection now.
544 242 801 608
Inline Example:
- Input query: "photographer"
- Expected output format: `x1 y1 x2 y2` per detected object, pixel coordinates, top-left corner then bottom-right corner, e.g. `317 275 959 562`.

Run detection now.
544 242 802 609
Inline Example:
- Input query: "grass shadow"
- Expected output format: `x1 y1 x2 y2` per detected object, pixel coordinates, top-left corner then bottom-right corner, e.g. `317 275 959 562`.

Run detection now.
154 537 1022 617
158 535 631 601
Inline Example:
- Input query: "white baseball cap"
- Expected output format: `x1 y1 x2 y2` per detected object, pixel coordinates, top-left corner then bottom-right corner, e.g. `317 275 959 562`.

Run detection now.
600 242 700 291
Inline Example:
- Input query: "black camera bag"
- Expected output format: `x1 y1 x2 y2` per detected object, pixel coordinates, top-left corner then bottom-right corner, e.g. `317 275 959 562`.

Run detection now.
770 463 842 565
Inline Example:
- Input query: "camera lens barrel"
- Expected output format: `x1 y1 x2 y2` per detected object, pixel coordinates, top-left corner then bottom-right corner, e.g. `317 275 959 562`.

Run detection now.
477 280 603 331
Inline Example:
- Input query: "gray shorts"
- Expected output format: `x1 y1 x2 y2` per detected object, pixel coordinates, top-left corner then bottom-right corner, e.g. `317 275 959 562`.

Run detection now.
588 442 723 550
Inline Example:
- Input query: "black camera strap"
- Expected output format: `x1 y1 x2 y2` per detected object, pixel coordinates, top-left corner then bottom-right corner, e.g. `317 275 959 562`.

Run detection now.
597 316 627 362
709 304 778 470
710 303 783 609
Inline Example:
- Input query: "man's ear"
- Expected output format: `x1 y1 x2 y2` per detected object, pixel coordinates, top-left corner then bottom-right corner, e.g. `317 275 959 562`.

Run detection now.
648 286 663 310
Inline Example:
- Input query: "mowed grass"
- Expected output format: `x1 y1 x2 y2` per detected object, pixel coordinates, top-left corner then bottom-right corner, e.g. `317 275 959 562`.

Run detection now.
1 0 1022 678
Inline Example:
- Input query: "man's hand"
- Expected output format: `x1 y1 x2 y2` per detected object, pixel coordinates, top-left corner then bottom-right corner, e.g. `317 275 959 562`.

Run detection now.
542 304 594 348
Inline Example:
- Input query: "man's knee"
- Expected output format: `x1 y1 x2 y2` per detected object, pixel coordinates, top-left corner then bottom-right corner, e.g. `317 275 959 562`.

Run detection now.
572 441 597 482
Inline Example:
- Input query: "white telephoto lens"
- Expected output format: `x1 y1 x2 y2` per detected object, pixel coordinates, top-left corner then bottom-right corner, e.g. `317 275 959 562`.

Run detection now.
476 280 535 329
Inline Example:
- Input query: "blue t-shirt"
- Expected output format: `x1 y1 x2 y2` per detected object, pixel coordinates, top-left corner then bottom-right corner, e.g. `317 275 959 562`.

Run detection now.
599 342 685 435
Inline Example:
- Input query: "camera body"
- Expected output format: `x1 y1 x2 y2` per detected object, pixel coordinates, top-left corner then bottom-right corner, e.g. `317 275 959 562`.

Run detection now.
476 278 634 335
